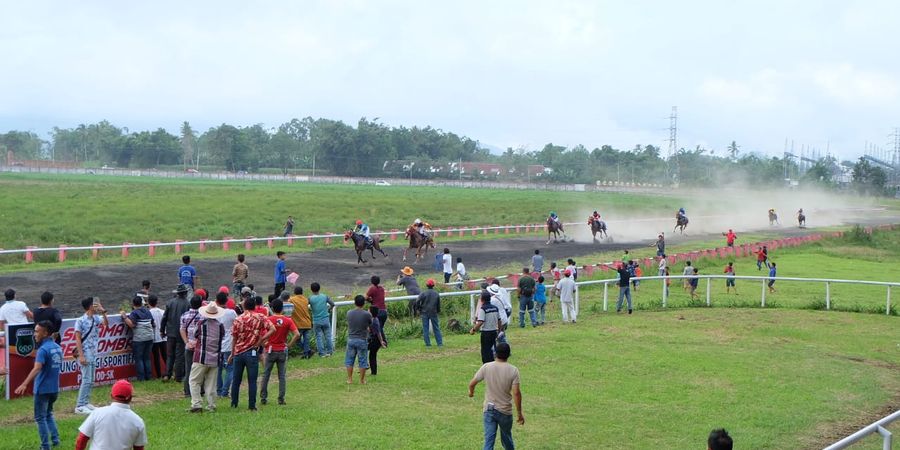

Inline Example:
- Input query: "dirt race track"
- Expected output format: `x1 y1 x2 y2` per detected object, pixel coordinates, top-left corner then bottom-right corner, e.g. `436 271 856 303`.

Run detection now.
3 210 896 318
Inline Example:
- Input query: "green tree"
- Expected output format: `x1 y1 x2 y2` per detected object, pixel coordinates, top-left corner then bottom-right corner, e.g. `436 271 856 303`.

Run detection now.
181 122 196 169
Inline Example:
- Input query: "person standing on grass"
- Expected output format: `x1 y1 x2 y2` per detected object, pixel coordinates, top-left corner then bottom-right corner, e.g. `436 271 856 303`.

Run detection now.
274 251 290 298
768 262 777 293
417 279 443 347
756 245 768 271
288 286 313 359
454 257 469 289
33 292 62 343
722 229 737 247
178 255 198 289
232 254 249 296
180 295 204 397
442 248 453 284
162 284 191 384
308 282 335 357
147 295 167 379
468 342 525 450
214 292 238 398
366 275 389 330
657 254 667 277
470 292 502 363
345 295 372 384
188 302 225 413
517 268 537 328
122 296 154 381
74 296 109 415
15 321 61 450
558 270 577 323
367 306 388 377
549 262 561 301
283 215 295 237
490 279 513 320
682 261 694 291
708 428 733 450
397 266 421 317
724 262 737 294
566 258 578 281
229 296 275 410
485 285 510 341
74 380 147 450
531 250 543 274
689 267 700 300
616 264 633 315
261 299 299 406
652 233 666 257
534 276 547 326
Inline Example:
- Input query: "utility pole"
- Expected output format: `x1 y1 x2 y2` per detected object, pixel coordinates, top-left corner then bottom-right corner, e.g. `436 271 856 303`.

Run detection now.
666 106 678 184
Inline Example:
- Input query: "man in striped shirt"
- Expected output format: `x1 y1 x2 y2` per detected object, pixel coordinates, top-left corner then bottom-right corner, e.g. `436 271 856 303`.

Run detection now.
188 303 226 413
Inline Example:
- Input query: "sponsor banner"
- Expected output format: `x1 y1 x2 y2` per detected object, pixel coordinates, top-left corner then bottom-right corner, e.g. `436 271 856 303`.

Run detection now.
6 316 136 400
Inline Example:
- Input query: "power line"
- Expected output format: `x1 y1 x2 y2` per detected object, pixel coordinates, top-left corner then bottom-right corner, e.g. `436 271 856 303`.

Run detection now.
666 106 678 183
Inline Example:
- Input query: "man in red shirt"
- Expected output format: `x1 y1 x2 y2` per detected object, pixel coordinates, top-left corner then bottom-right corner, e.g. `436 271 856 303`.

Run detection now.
228 298 275 411
722 229 737 247
756 245 768 271
366 275 388 329
261 299 299 405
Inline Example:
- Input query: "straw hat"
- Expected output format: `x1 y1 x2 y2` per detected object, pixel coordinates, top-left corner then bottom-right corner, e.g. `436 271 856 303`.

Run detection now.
199 302 226 319
401 266 414 276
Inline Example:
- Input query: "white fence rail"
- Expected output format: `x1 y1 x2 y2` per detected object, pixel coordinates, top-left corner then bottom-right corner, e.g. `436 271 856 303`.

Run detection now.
824 409 899 450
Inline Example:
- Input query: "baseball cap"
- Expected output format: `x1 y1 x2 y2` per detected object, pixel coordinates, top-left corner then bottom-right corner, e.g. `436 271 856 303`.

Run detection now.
111 379 133 401
241 287 252 295
563 269 572 276
426 278 435 287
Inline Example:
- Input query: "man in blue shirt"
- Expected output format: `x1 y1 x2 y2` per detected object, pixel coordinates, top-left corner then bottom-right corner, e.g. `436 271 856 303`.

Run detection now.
768 262 777 293
178 255 198 288
274 251 290 297
15 320 63 450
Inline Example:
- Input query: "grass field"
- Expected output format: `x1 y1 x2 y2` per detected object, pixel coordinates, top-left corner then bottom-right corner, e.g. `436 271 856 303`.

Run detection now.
1 308 896 450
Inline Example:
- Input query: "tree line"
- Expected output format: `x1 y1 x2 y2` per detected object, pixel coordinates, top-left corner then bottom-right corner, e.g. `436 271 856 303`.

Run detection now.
0 119 893 194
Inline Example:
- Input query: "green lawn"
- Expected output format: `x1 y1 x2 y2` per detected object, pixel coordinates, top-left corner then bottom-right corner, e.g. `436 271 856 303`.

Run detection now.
1 308 896 449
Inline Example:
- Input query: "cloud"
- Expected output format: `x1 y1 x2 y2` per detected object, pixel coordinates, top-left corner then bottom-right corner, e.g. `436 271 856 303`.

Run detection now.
812 64 899 105
698 69 783 108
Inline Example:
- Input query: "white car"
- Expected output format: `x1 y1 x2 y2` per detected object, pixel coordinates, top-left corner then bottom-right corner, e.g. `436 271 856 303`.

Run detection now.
374 180 391 186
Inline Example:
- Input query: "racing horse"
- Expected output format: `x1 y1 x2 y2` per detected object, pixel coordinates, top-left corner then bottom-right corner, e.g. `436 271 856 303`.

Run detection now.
674 213 689 234
797 210 806 228
589 218 609 241
344 230 387 264
546 218 567 244
403 225 435 262
768 210 779 226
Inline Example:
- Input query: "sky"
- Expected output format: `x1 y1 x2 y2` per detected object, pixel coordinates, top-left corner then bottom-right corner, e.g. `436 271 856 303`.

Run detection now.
1 0 899 160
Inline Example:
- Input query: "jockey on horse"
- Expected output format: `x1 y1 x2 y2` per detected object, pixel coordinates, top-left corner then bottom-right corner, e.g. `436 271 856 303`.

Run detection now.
549 211 561 228
587 210 608 239
413 218 433 239
797 208 806 227
354 219 373 247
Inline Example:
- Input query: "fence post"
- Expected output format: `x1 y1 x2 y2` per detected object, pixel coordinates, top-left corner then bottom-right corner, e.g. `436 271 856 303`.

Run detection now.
92 243 103 260
121 243 130 259
761 279 767 307
331 303 339 342
222 237 231 252
825 282 831 310
603 282 608 312
706 278 711 307
887 286 892 316
662 277 667 308
149 241 158 257
470 294 476 324
25 246 36 263
574 285 580 315
175 239 184 254
58 245 67 263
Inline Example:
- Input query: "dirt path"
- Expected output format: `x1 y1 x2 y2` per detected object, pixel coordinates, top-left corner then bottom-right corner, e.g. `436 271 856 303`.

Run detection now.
1 214 896 317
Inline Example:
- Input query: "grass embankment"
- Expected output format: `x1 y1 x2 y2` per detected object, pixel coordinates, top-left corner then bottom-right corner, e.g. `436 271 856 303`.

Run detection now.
0 173 681 269
0 308 896 449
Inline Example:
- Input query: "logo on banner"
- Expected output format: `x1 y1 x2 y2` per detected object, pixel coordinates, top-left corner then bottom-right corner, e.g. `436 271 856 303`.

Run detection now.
15 328 35 356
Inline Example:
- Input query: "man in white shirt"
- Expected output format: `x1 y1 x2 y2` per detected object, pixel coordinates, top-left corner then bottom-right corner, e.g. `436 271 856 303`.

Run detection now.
75 379 147 450
454 257 468 288
657 255 667 277
147 295 166 379
0 289 34 346
442 248 453 284
558 270 577 323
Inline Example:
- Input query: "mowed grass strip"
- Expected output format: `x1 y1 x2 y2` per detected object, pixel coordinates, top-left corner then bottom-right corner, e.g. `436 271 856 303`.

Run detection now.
0 308 896 449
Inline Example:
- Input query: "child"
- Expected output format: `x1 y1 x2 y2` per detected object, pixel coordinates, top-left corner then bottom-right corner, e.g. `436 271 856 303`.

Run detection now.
453 257 469 289
534 276 547 325
768 262 777 293
633 265 643 292
724 262 737 294
689 267 700 300
549 262 562 300
664 266 671 297
683 261 693 291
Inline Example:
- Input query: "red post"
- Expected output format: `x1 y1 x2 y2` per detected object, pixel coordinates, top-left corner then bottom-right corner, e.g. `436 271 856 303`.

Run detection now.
508 274 520 286
307 233 314 245
149 241 158 257
25 246 36 263
287 235 294 247
244 238 253 250
390 229 398 241
175 239 184 254
199 239 208 252
58 245 67 263
325 236 332 245
515 225 521 233
458 229 464 238
92 243 103 260
267 237 274 249
505 225 510 234
222 237 231 252
471 229 477 236
122 243 130 259
447 229 454 238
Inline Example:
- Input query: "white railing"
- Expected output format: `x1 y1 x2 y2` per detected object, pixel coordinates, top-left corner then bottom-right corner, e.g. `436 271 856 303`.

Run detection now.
824 409 899 450
330 274 898 340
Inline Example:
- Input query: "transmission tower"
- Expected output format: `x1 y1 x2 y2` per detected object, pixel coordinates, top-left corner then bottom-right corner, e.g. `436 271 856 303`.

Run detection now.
667 106 678 183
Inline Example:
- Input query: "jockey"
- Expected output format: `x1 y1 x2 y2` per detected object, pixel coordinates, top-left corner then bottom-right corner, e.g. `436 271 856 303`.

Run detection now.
587 211 601 225
676 208 686 221
797 208 803 215
549 211 560 225
354 220 372 245
413 218 432 237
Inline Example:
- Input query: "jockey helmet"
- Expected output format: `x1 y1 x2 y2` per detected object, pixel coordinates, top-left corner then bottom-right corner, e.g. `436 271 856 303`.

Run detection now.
679 207 685 213
550 211 556 216
356 220 363 225
414 218 422 225
593 211 598 215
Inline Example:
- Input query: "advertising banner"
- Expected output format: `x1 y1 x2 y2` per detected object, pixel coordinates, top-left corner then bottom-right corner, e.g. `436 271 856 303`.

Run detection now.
5 316 136 399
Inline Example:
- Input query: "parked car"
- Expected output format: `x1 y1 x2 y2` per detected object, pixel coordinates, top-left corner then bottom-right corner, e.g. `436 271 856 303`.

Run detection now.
185 168 200 174
374 180 391 186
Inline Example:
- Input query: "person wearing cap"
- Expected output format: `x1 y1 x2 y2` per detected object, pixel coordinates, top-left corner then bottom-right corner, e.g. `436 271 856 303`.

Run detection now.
74 296 109 415
187 302 226 413
354 219 372 245
75 379 147 450
229 296 276 410
470 292 502 364
308 282 335 357
467 342 525 450
15 320 61 450
179 295 204 397
122 296 155 381
416 279 443 347
161 284 191 383
558 270 577 323
215 285 236 310
397 266 421 317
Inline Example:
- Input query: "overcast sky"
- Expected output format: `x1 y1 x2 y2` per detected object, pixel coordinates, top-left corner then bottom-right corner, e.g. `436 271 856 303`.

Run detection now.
2 1 898 160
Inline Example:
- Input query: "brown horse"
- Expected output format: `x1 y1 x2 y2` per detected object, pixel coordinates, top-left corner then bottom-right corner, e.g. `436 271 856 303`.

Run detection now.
344 230 387 264
589 218 608 241
403 225 435 262
674 214 689 234
546 218 567 244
